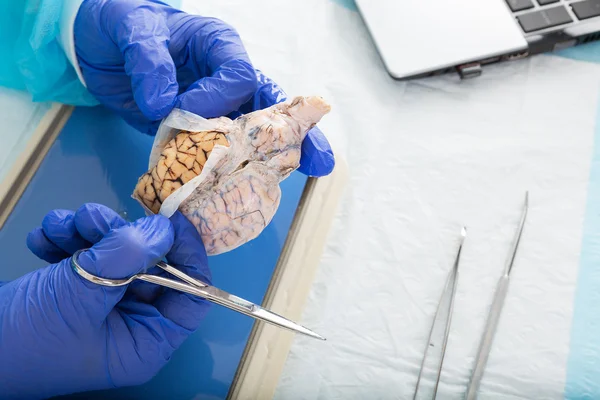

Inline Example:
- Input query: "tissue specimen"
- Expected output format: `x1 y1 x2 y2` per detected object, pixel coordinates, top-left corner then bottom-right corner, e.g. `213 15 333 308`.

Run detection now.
133 96 331 255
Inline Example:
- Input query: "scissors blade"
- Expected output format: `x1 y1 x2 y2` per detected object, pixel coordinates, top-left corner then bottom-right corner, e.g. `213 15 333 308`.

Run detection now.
153 262 326 341
199 284 326 341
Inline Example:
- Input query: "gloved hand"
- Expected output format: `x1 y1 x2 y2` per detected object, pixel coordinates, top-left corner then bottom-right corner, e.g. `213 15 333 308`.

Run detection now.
74 0 335 177
0 203 211 399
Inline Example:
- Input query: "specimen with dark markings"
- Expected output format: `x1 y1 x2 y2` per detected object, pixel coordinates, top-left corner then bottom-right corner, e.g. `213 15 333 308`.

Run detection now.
133 96 331 255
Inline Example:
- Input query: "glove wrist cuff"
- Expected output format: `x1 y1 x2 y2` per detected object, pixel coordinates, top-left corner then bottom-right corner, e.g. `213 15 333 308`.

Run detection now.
58 0 87 88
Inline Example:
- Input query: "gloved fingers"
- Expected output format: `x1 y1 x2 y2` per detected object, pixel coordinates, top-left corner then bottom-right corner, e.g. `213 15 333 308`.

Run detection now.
69 215 175 324
235 69 287 116
72 203 165 302
298 126 336 177
25 204 128 263
153 289 211 348
40 209 92 254
108 1 178 121
194 18 254 75
174 18 257 118
26 227 70 264
165 212 212 283
175 63 257 119
72 203 128 243
127 269 166 303
153 211 212 335
116 297 185 360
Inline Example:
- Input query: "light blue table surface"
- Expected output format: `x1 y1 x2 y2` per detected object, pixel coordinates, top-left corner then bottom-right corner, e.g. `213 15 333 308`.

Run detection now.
0 104 308 400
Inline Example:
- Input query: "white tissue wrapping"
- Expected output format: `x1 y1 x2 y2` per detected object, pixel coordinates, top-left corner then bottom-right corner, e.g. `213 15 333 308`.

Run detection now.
145 108 233 219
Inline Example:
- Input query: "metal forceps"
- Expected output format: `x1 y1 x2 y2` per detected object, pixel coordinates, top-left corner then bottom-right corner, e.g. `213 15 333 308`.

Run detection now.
413 227 467 400
70 248 325 341
465 191 529 399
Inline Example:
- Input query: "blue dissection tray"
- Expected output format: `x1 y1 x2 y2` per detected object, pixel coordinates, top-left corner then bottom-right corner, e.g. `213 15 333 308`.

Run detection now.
0 105 308 400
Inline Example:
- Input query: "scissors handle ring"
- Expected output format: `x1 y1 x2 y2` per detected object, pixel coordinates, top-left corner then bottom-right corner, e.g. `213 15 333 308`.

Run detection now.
71 249 137 287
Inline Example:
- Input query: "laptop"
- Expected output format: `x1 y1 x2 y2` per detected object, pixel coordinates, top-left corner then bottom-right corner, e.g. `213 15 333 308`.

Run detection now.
355 0 600 79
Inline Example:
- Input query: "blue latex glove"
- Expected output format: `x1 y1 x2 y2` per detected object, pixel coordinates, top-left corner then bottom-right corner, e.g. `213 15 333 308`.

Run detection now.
0 204 211 399
74 0 335 177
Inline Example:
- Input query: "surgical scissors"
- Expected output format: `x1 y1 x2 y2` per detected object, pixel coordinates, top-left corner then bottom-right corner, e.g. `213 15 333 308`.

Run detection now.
70 248 325 341
413 226 467 400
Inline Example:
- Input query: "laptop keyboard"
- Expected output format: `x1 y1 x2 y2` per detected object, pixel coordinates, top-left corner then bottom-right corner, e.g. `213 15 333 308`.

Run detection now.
507 0 600 33
572 0 600 18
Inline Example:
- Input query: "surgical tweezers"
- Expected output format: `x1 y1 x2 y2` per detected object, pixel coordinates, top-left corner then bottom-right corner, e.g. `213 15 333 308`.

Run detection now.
465 191 529 399
70 248 325 341
413 227 467 400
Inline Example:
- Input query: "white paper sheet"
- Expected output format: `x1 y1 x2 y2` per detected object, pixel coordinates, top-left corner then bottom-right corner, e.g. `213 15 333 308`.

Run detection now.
181 1 600 398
